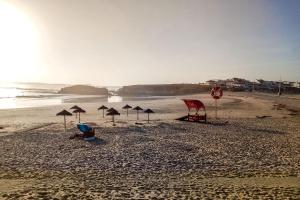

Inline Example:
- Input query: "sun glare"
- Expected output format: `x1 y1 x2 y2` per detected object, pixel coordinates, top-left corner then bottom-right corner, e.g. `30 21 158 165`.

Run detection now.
0 1 39 82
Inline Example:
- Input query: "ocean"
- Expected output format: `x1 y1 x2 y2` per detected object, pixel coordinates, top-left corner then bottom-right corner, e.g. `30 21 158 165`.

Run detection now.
0 82 121 109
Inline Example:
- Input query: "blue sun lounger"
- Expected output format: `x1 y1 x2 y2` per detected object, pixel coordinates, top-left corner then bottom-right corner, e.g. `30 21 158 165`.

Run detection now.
70 123 95 140
77 123 94 133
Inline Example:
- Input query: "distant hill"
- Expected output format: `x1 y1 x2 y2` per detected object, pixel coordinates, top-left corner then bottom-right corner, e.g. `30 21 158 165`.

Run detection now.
117 84 210 96
58 85 108 95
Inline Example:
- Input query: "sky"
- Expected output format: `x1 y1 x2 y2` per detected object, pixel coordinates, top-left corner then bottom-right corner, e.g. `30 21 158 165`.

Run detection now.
0 0 299 86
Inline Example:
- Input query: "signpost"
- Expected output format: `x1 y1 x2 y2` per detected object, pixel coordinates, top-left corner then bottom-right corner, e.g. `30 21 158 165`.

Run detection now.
210 85 223 119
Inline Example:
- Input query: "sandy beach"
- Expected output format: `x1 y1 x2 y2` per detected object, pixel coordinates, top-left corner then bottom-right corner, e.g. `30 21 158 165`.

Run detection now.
0 92 300 199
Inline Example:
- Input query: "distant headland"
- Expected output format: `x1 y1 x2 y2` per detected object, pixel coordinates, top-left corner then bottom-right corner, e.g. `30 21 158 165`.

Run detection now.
56 77 300 96
58 85 108 95
117 84 210 96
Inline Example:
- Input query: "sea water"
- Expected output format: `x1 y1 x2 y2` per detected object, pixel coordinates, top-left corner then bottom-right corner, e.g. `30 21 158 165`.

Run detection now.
0 82 66 109
0 82 123 109
0 82 171 109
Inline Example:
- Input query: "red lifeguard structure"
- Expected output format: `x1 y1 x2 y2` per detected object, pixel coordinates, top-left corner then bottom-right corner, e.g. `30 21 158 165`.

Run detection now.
176 99 207 123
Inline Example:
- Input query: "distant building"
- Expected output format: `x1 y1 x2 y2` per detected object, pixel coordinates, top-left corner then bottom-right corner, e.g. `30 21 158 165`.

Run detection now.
256 79 278 91
226 78 252 91
205 79 226 87
282 81 293 88
204 78 300 93
206 80 216 86
292 82 300 88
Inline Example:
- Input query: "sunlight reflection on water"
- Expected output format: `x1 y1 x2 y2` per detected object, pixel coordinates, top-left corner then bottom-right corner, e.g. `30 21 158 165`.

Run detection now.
108 95 123 103
0 87 62 109
0 87 22 98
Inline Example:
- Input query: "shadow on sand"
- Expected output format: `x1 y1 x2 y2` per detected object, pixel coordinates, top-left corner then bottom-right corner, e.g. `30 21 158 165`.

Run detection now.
176 119 229 126
244 127 286 135
86 137 107 145
205 120 229 126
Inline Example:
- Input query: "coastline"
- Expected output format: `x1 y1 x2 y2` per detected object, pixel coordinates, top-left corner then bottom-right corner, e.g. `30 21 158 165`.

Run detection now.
0 92 299 135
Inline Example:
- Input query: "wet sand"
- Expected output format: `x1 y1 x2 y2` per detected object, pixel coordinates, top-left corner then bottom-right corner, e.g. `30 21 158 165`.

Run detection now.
0 92 298 134
0 92 300 199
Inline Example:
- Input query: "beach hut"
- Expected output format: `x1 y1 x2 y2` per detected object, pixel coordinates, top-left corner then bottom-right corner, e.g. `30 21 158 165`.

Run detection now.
122 104 132 117
73 108 86 123
56 110 72 133
144 109 155 123
107 108 120 126
98 105 108 118
133 106 143 120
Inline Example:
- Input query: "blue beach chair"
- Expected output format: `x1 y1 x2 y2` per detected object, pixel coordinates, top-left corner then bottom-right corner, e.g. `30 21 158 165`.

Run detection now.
70 123 95 140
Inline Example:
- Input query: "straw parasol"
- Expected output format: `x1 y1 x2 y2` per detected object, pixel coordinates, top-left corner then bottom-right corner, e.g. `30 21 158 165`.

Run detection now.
144 109 155 123
73 108 86 123
70 105 81 110
107 108 120 126
122 104 132 117
98 105 108 118
106 108 115 113
70 105 82 118
56 110 72 133
133 106 143 120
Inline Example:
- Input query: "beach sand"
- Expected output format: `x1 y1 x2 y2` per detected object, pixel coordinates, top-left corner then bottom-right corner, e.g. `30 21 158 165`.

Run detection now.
0 92 300 199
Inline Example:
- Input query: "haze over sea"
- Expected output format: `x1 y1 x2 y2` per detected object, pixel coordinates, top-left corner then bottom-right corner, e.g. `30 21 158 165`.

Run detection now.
0 82 121 109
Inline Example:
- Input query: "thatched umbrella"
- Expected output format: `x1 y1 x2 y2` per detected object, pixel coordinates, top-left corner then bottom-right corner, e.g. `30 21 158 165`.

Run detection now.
107 108 114 113
133 106 143 120
70 105 82 118
107 108 120 126
73 108 86 123
144 109 155 123
70 105 81 110
122 104 132 117
98 105 108 118
56 110 72 133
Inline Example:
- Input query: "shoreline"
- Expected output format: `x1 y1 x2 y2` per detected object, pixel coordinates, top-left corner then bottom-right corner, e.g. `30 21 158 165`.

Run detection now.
1 92 299 136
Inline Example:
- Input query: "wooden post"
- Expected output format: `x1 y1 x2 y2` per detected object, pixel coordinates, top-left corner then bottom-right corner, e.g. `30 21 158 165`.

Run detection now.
64 115 66 133
215 99 218 119
278 81 282 96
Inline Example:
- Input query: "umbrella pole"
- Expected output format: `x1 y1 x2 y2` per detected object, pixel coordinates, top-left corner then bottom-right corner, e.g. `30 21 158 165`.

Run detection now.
79 113 81 123
64 115 66 133
215 99 218 119
112 115 115 126
137 110 139 120
76 112 77 119
103 109 104 118
148 113 149 123
127 109 128 117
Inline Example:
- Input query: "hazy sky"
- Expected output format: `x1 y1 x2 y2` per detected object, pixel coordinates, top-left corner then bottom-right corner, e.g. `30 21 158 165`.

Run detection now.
1 0 300 86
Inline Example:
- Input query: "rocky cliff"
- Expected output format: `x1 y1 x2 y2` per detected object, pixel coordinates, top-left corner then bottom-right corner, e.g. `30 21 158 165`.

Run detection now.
117 84 210 96
58 85 108 95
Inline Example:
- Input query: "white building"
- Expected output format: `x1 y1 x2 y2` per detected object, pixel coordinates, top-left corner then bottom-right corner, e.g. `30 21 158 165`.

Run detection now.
292 82 300 88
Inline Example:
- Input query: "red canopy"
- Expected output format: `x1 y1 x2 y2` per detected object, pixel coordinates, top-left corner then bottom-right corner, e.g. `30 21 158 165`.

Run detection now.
182 99 206 113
